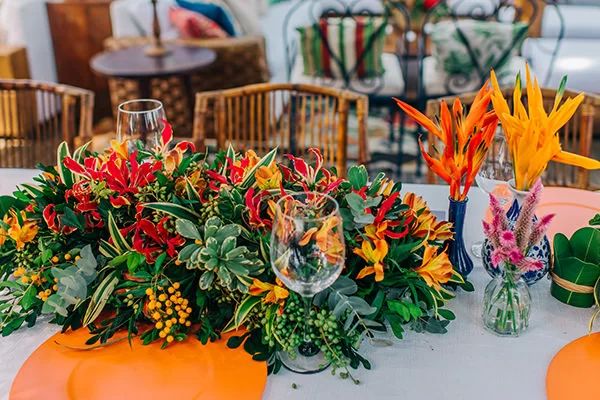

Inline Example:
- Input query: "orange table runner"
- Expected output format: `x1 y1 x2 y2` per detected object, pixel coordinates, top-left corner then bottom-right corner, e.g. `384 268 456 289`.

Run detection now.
10 328 266 400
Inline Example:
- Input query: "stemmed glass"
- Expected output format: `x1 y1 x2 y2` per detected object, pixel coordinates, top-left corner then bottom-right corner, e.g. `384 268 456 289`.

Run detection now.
116 99 166 151
270 192 345 373
472 131 513 257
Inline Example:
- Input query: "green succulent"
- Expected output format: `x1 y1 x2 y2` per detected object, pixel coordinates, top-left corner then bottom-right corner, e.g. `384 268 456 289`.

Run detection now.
176 217 264 293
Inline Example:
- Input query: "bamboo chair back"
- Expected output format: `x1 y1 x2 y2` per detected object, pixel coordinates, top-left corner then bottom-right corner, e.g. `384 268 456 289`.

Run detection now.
194 83 369 176
0 79 93 168
425 87 599 190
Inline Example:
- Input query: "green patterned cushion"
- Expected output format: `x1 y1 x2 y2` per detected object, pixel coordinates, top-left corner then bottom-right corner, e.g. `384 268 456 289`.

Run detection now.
297 17 387 80
430 20 528 80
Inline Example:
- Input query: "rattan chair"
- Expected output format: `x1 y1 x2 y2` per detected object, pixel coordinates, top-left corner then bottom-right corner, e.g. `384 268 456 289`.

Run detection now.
425 87 600 190
0 79 93 168
194 83 369 177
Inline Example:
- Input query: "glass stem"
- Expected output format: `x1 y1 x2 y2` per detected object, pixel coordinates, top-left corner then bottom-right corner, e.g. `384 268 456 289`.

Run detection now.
302 295 312 343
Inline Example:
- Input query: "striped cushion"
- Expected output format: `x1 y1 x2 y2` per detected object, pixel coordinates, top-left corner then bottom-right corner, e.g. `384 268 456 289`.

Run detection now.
297 17 387 80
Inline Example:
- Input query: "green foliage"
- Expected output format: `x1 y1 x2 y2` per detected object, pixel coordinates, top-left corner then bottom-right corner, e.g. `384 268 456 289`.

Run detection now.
42 245 98 316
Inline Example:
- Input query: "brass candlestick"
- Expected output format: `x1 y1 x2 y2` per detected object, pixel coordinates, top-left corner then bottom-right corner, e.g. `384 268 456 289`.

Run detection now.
145 0 170 57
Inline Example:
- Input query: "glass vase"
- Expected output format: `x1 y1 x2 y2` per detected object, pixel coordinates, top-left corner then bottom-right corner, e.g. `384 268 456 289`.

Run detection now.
482 266 531 336
482 180 550 285
448 197 473 277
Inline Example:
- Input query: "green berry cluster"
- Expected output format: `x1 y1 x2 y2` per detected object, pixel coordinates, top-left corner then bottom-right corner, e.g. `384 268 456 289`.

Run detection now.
134 181 170 202
200 197 220 223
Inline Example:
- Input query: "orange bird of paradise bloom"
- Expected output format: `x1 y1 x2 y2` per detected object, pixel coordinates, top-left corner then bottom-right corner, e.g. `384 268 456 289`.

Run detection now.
490 65 600 191
394 84 499 201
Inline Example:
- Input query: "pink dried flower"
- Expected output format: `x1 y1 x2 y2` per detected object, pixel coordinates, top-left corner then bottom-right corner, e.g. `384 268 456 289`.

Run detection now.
491 248 507 268
500 230 516 247
529 213 555 248
518 258 544 272
514 179 543 250
508 248 524 265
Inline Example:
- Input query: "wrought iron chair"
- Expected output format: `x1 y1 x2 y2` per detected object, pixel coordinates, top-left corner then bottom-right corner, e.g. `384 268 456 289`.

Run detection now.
425 87 600 190
194 83 369 177
283 0 412 176
0 79 93 168
417 0 540 103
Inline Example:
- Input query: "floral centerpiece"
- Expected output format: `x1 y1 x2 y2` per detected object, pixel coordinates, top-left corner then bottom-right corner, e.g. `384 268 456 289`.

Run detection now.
394 84 499 277
0 126 465 379
482 179 554 336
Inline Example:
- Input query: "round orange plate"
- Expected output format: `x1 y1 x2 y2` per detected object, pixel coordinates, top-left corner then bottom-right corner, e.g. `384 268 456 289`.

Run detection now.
546 333 600 400
10 329 266 400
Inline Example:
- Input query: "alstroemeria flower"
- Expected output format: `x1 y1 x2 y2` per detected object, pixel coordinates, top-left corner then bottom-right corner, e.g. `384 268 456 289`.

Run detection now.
255 163 282 190
403 192 453 242
414 245 453 292
249 278 289 313
298 216 344 264
5 211 39 250
355 239 388 282
153 121 195 176
0 213 11 247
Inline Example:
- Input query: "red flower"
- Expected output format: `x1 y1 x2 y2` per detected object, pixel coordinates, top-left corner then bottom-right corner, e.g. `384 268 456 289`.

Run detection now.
284 148 343 193
42 204 76 234
122 217 185 263
245 188 274 231
424 0 440 10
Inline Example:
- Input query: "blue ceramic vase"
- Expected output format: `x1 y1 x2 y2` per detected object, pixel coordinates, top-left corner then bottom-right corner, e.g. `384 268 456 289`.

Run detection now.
448 197 473 277
482 181 550 285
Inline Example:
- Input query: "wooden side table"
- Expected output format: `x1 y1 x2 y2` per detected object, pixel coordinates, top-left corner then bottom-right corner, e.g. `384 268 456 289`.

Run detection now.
90 44 216 135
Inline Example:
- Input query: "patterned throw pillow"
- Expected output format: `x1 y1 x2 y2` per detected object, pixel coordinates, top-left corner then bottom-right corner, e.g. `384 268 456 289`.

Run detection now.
175 0 237 36
430 20 528 79
297 17 387 80
169 6 230 39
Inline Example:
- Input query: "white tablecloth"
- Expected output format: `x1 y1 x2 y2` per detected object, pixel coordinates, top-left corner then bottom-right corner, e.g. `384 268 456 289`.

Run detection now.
0 170 594 400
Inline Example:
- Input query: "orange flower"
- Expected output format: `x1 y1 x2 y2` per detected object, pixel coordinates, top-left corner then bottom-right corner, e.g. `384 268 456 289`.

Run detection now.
255 163 282 190
299 216 344 264
403 193 453 242
110 139 129 160
0 213 11 247
249 278 289 312
414 245 454 292
490 65 600 190
5 211 39 250
395 84 499 200
354 239 388 282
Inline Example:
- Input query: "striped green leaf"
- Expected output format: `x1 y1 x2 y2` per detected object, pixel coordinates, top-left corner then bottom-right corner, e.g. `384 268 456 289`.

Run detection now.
185 179 202 204
99 240 120 258
239 147 278 189
107 212 131 253
221 144 237 175
73 141 92 164
143 202 200 221
227 295 261 332
19 184 44 198
56 142 74 187
82 272 119 326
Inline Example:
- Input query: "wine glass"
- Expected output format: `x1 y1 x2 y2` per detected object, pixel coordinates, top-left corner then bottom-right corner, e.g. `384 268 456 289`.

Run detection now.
116 99 166 150
270 192 345 373
472 131 513 257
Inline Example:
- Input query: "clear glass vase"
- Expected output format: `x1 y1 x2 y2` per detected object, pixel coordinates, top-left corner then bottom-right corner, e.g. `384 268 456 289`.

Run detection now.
482 266 531 336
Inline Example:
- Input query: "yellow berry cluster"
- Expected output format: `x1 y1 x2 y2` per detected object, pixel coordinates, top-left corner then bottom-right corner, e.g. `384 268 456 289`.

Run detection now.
145 282 192 344
14 267 47 286
37 288 52 302
51 254 80 264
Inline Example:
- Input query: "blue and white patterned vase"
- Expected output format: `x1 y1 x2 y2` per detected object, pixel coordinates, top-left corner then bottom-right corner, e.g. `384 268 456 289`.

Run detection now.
448 197 473 278
482 181 550 285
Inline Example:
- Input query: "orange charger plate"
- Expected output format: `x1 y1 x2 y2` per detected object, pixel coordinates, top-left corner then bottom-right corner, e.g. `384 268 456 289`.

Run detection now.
538 187 600 241
10 328 267 400
546 333 600 400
